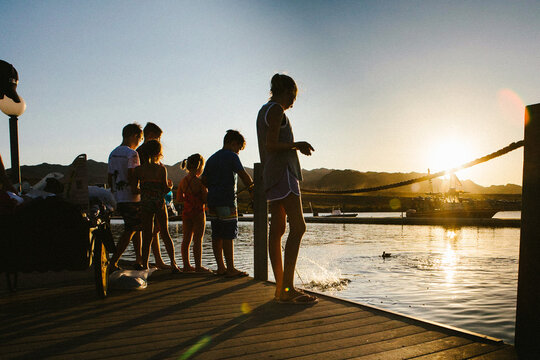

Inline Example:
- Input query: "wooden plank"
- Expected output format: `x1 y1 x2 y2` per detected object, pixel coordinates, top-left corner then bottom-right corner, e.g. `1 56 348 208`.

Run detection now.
211 324 425 360
468 346 518 360
0 270 515 360
1 301 372 349
411 342 507 359
350 336 472 360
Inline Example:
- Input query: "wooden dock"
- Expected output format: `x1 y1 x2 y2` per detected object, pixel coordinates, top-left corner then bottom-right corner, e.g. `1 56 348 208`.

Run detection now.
240 216 521 228
0 268 516 359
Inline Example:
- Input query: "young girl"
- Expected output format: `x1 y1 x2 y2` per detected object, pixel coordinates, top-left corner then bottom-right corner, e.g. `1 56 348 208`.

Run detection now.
132 140 180 273
177 154 210 272
256 74 317 304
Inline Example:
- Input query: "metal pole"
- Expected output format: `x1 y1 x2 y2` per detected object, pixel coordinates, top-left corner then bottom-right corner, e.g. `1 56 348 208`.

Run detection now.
9 115 21 193
515 102 540 356
253 163 268 280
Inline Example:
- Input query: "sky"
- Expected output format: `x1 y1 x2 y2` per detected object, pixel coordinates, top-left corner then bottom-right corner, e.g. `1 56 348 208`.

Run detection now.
1 1 538 187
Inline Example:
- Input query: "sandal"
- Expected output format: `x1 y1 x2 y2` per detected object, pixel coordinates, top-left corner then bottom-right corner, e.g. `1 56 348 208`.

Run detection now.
277 293 318 305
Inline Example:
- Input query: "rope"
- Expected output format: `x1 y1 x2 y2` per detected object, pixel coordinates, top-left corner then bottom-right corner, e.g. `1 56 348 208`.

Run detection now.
301 140 524 195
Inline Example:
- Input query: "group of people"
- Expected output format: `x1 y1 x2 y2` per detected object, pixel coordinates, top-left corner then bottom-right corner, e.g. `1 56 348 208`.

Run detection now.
108 122 255 278
108 73 317 304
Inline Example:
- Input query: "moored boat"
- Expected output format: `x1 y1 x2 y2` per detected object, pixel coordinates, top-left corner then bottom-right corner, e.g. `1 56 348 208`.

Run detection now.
406 207 498 218
324 208 358 218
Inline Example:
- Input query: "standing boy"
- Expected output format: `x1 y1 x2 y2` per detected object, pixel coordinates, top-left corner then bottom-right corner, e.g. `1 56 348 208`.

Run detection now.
108 123 143 271
202 130 253 277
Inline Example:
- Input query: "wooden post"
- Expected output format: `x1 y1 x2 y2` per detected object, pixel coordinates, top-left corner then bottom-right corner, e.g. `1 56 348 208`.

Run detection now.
9 115 21 192
515 103 540 356
253 163 268 280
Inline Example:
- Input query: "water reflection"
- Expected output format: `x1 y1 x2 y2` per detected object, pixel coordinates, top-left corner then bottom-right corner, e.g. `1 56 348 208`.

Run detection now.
110 219 519 344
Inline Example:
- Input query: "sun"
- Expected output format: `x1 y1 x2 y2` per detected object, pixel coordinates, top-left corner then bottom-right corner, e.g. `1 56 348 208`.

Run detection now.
427 138 476 173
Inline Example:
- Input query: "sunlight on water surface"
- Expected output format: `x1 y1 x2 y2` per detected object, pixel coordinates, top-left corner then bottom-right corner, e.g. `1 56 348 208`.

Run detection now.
112 214 519 344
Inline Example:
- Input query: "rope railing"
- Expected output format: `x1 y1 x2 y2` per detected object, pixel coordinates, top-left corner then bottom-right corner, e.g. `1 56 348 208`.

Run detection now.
300 140 524 194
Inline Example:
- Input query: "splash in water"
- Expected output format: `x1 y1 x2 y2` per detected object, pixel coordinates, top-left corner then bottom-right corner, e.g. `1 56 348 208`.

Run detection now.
297 256 351 292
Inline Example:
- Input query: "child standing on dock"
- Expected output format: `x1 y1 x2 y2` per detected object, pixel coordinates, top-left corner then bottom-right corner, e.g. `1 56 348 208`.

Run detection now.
136 122 169 269
108 123 143 272
256 74 317 304
132 140 180 272
177 154 209 272
202 130 253 277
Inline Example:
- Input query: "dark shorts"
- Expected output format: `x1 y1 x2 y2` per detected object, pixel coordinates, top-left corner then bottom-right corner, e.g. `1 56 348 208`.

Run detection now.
208 206 238 240
117 202 141 231
210 218 238 240
266 168 300 201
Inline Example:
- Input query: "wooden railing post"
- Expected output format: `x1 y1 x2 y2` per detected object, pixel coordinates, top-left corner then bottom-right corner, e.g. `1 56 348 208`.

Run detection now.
253 163 268 280
516 103 540 356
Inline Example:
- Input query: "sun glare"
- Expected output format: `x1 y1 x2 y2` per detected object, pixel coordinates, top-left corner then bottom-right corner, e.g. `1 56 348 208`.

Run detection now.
427 139 476 173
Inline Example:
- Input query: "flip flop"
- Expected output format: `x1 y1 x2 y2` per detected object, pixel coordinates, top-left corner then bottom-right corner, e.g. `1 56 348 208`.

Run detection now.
225 270 249 278
278 293 318 305
213 270 227 276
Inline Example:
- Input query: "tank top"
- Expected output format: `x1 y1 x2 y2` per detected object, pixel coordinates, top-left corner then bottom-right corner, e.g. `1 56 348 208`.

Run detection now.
256 102 303 191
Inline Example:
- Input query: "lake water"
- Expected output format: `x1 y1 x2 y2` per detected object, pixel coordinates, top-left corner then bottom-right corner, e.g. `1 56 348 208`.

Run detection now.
112 211 520 344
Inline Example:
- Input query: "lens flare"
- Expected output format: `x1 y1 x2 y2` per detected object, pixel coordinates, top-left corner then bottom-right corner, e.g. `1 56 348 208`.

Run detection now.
389 198 401 210
179 335 211 360
497 88 526 126
241 302 252 314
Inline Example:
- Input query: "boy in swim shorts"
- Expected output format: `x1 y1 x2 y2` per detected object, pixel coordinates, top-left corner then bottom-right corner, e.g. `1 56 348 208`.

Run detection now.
202 130 253 277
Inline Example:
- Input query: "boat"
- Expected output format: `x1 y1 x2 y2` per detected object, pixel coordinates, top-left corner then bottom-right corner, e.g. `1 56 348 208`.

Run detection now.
406 173 499 219
324 208 358 218
405 206 499 219
309 202 357 218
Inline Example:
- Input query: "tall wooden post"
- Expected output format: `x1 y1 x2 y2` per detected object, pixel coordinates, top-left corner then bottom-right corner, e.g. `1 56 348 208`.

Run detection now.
9 115 21 192
253 163 268 280
516 103 540 356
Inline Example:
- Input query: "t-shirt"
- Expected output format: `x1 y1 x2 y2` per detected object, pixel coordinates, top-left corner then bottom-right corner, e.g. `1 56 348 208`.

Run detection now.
108 145 140 203
202 149 244 208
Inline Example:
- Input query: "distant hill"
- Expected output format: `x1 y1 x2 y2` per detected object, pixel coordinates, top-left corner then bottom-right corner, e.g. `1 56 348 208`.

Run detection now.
302 169 521 194
11 161 521 194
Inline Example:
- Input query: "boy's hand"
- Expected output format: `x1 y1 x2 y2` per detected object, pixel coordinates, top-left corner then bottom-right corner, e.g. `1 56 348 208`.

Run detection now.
295 141 314 156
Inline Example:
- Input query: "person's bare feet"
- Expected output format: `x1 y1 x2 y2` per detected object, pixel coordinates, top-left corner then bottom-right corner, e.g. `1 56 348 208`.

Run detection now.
225 269 249 278
182 265 196 272
195 266 212 273
154 262 171 270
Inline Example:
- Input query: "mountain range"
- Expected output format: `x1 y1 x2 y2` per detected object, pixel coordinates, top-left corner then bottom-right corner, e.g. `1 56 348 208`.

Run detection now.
12 160 521 195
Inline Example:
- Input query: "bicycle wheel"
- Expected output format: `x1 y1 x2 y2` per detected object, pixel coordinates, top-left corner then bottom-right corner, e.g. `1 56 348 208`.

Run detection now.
93 231 109 298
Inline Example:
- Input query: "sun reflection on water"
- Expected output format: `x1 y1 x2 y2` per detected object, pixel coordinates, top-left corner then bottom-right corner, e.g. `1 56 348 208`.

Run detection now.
440 243 458 284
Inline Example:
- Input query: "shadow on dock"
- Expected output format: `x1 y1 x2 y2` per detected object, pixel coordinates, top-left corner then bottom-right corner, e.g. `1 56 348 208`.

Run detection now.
0 268 516 359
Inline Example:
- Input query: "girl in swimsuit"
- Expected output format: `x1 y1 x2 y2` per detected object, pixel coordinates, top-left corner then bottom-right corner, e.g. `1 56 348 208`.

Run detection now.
177 154 210 272
132 140 180 272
